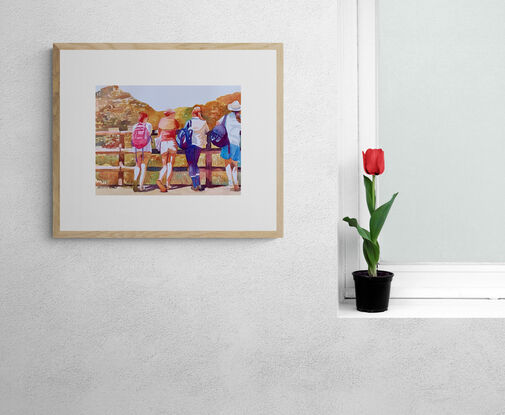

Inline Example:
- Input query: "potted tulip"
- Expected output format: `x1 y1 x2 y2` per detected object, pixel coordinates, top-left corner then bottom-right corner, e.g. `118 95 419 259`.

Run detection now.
343 149 398 312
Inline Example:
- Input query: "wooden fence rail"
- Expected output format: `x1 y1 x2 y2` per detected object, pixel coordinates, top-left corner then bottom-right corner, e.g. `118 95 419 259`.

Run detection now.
95 130 240 187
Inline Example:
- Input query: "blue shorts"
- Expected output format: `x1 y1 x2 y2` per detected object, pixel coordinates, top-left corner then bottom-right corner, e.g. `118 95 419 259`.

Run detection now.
220 143 241 162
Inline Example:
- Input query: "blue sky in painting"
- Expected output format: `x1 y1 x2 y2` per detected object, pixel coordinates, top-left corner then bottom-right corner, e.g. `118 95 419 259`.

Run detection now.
96 85 240 111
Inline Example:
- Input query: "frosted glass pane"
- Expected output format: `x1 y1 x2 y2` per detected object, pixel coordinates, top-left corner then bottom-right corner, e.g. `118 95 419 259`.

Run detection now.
378 0 505 262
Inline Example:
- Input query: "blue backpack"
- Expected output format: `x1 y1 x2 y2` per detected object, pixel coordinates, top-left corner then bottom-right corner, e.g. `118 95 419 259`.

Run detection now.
176 119 193 150
208 114 230 148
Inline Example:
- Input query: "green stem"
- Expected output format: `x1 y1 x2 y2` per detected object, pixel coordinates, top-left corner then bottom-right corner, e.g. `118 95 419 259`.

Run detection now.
370 175 377 276
369 264 377 277
372 175 376 211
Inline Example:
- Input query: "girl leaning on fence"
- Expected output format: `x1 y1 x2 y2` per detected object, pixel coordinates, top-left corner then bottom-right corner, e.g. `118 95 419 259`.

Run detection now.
156 109 179 192
217 101 241 191
186 106 209 191
131 112 153 192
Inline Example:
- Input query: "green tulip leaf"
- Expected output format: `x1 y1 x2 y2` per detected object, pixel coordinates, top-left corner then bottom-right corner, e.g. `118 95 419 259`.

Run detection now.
364 175 375 214
363 239 380 269
370 192 399 241
343 217 372 242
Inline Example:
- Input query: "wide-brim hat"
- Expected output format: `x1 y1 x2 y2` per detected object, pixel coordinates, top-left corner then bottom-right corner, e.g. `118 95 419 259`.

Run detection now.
228 101 241 112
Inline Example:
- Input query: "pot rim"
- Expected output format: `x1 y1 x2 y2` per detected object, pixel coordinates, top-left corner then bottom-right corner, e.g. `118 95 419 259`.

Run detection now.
352 270 394 279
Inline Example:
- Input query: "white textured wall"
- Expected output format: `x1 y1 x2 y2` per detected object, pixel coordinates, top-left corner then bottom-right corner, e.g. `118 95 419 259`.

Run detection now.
1 1 505 414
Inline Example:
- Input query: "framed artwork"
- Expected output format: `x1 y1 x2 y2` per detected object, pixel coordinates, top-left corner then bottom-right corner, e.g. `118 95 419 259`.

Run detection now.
53 43 283 238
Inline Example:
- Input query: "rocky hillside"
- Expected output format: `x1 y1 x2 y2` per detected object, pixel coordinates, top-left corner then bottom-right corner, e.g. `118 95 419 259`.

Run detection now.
95 86 241 133
95 86 160 131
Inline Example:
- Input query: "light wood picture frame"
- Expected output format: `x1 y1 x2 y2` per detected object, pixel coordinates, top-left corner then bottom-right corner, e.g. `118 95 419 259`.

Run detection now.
53 43 283 238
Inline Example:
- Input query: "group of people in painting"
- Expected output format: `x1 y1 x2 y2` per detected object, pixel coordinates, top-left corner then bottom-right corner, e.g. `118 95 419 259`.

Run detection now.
131 101 241 193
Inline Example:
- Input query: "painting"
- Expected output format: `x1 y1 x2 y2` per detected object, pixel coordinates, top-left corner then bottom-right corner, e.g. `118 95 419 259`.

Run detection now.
96 85 242 195
53 43 283 238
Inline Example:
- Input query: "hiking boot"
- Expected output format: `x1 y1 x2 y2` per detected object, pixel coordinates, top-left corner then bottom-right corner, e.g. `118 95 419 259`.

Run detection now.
133 179 139 192
233 184 240 192
191 186 198 192
157 180 167 192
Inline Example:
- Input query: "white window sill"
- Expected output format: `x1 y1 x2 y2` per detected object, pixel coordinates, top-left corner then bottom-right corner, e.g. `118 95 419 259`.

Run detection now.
338 299 505 318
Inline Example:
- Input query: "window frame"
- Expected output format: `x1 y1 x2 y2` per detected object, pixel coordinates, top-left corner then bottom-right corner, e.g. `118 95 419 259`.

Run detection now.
337 0 505 302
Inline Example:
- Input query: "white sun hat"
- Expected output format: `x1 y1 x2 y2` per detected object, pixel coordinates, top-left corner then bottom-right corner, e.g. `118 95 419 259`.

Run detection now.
227 101 241 112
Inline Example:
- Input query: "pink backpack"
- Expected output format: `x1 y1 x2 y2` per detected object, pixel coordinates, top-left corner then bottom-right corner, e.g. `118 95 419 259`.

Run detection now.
131 122 150 149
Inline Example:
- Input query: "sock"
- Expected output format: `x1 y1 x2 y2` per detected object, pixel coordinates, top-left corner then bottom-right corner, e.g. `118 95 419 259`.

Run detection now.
158 166 167 181
225 164 233 186
166 162 172 186
232 166 238 185
134 166 140 180
140 164 146 186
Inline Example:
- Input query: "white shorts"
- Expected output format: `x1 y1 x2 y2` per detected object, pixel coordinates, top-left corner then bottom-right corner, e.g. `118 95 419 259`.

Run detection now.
133 140 152 154
160 140 177 153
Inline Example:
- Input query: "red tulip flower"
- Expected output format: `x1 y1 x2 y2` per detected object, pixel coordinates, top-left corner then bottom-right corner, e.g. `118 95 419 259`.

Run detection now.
362 149 385 175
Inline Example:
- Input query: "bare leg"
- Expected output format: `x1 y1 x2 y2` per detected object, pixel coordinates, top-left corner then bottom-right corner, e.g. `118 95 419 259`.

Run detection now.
133 152 142 192
159 152 168 181
157 152 168 192
224 159 233 188
166 151 176 189
231 160 239 191
139 153 151 191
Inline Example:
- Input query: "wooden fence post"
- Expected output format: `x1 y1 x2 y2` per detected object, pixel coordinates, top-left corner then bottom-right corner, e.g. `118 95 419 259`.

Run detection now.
118 133 125 186
205 140 213 187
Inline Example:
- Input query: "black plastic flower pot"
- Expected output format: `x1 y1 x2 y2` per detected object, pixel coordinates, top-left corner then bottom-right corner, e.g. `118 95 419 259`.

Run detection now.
352 270 394 313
